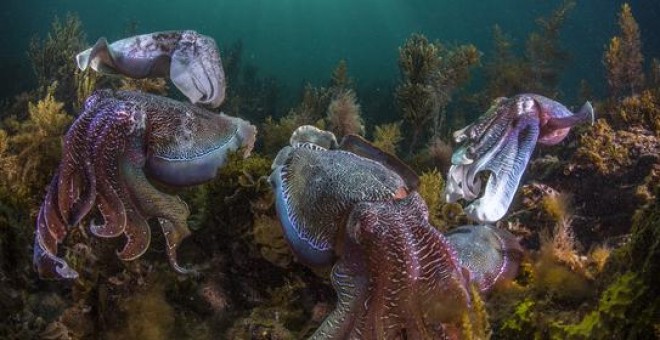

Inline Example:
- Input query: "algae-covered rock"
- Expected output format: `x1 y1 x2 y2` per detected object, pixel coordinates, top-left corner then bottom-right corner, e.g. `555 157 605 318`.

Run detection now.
550 188 660 339
253 214 293 268
550 272 645 339
499 298 537 339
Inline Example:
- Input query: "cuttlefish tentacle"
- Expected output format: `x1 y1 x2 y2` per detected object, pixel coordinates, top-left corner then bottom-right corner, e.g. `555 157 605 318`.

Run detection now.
76 31 225 108
116 205 152 261
64 95 111 227
310 248 368 340
342 194 470 339
57 108 96 227
466 115 540 222
446 94 594 223
120 161 193 272
34 176 79 279
87 103 141 238
452 99 510 163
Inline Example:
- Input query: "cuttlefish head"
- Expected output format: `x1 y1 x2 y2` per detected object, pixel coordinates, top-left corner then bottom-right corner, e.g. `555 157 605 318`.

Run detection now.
446 94 593 223
269 126 417 267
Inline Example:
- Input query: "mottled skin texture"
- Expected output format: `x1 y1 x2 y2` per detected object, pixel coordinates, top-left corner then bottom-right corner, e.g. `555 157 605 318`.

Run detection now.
446 94 594 223
34 90 256 280
445 225 523 293
76 30 225 108
270 142 408 267
315 193 470 339
270 127 522 339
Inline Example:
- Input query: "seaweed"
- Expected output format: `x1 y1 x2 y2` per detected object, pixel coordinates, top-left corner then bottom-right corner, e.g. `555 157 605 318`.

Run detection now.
371 121 403 156
253 213 293 269
460 285 492 340
1 82 72 206
27 14 87 106
326 89 364 139
604 3 645 99
105 276 176 339
483 1 575 101
118 77 169 96
225 279 309 339
329 59 352 91
499 298 537 339
417 169 445 230
550 272 645 339
525 0 574 96
396 33 480 155
221 40 282 122
260 62 358 156
73 67 100 112
572 117 656 177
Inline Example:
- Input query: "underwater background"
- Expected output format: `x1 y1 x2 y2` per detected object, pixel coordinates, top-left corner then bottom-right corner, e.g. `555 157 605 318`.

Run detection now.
2 0 660 104
1 0 659 339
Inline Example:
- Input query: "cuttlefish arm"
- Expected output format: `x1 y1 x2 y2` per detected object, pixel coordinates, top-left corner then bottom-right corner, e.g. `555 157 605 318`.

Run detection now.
76 30 225 108
312 193 471 339
445 94 594 223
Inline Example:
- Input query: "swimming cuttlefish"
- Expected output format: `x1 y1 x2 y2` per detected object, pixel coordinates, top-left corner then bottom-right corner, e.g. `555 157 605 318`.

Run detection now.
34 31 256 279
446 94 594 223
76 30 225 108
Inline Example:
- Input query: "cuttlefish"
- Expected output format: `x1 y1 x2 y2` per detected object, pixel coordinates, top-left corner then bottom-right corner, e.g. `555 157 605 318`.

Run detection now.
35 31 256 280
446 94 594 223
270 126 522 338
76 30 225 108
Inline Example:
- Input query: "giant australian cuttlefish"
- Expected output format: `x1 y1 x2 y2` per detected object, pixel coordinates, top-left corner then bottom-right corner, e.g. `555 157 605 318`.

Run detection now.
268 92 592 338
445 94 593 223
34 31 256 280
269 126 523 338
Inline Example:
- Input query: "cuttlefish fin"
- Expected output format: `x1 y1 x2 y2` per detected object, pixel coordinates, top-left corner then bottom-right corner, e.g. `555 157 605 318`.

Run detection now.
340 134 419 192
269 158 336 267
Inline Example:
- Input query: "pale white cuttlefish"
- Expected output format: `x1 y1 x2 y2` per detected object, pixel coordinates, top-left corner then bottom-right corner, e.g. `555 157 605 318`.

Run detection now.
445 94 594 223
76 30 225 108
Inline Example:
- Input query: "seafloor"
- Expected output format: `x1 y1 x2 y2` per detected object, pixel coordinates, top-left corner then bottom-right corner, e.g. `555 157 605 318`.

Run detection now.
0 2 658 339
